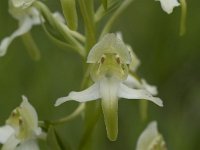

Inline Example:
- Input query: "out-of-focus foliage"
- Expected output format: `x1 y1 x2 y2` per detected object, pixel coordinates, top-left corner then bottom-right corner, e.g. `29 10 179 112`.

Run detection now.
0 0 200 149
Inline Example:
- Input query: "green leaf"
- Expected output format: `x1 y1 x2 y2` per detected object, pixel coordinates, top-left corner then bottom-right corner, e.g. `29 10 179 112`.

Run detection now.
101 0 108 10
47 126 71 150
79 101 101 150
95 0 120 22
60 0 78 30
100 0 134 38
47 126 62 150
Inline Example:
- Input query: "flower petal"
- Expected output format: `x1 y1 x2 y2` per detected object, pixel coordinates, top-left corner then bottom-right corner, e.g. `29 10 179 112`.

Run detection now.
141 79 158 95
136 121 167 150
118 83 163 107
55 83 100 106
136 121 158 150
99 78 119 141
124 75 158 96
116 32 140 71
0 125 15 144
52 12 65 23
1 134 20 150
28 8 41 25
123 74 141 89
0 17 33 56
87 33 131 64
11 0 36 9
19 95 41 136
16 140 39 150
156 0 180 14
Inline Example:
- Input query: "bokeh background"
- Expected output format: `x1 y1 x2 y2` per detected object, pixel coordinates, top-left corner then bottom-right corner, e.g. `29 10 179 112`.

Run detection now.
0 0 200 149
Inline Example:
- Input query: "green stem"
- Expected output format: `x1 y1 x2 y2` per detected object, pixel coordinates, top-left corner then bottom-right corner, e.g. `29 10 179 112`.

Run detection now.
179 0 187 36
41 19 78 51
79 101 101 150
50 103 85 125
60 22 86 43
78 0 96 50
95 0 120 23
21 32 41 61
33 1 86 57
139 100 148 122
100 0 133 38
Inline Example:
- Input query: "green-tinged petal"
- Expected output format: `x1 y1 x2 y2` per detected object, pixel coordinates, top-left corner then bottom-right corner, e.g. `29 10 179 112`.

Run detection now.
55 83 100 106
6 96 41 140
87 33 131 64
16 140 39 150
52 12 65 23
136 121 167 150
136 121 158 150
100 78 119 141
19 95 40 134
156 0 180 14
90 53 129 82
1 134 20 150
11 0 36 9
118 83 163 107
0 17 33 56
9 0 40 21
0 125 15 144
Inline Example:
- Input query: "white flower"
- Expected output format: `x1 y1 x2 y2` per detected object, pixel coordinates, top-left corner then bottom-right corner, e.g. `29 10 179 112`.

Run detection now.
55 33 163 141
0 96 42 150
136 121 167 150
156 0 180 14
0 0 40 56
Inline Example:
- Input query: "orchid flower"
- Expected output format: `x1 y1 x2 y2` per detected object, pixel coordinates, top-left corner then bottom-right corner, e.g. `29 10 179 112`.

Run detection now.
0 96 43 150
156 0 180 14
136 121 167 150
0 0 40 56
55 33 163 141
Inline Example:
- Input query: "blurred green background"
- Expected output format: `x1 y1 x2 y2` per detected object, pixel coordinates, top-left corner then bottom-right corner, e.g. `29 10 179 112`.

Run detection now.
0 0 200 149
